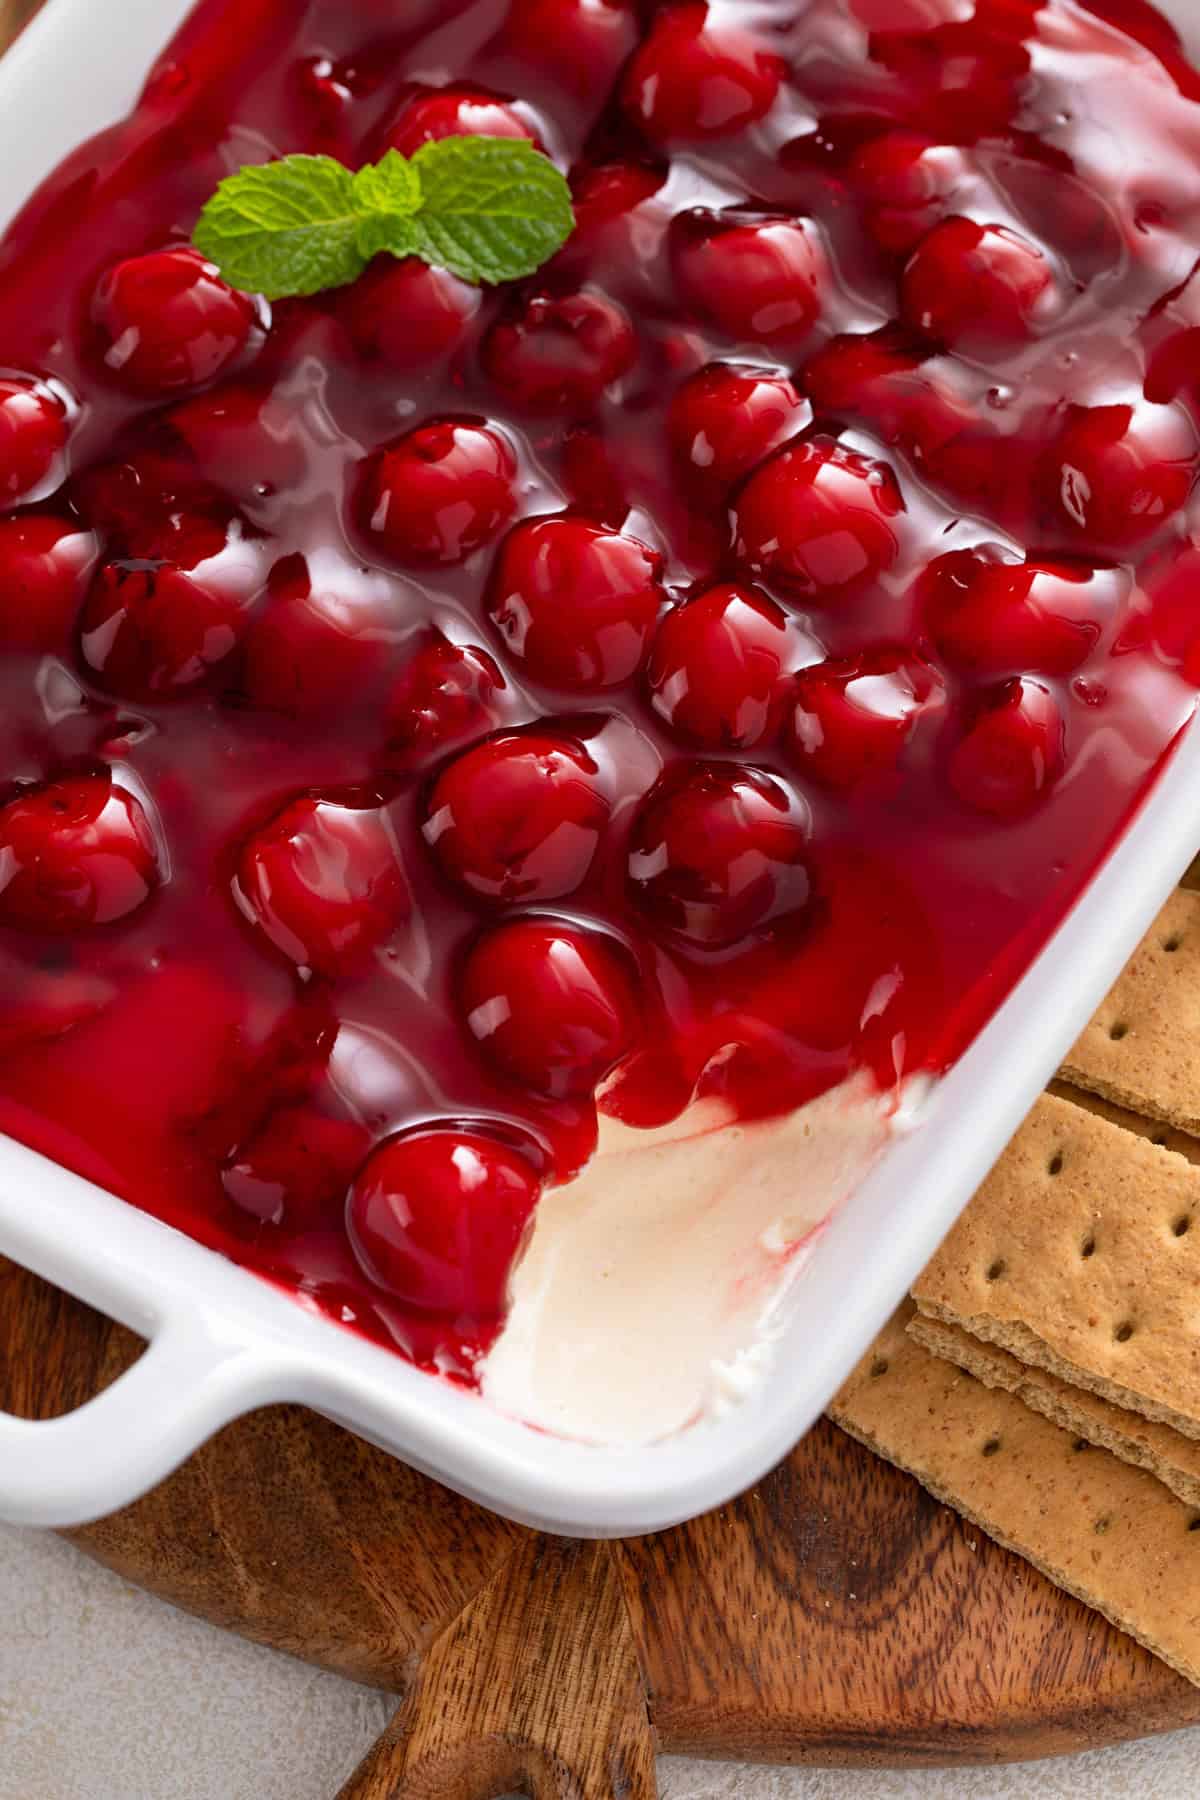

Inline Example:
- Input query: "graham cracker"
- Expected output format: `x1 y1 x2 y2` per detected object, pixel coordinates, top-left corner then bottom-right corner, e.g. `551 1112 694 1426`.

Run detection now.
910 1091 1200 1441
909 1314 1200 1511
1046 1078 1200 1166
828 1309 1200 1689
1061 888 1200 1135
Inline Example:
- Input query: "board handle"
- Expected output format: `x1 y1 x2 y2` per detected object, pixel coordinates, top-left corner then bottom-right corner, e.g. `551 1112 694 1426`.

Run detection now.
336 1537 658 1800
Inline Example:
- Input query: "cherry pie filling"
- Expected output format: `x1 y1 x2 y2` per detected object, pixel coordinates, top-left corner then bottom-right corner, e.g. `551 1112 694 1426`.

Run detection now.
0 0 1197 1383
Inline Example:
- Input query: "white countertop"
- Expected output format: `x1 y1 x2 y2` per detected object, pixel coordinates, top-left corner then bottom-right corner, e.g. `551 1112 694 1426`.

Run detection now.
0 1522 1195 1800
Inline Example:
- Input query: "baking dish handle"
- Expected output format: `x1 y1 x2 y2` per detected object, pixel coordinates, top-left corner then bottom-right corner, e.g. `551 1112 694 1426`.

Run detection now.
0 1317 265 1528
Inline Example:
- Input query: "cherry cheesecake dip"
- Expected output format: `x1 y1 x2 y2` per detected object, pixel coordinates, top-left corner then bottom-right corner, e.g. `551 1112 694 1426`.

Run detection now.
0 0 1197 1440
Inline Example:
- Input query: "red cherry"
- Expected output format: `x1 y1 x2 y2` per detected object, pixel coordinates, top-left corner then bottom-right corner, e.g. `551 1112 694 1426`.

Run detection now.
948 676 1065 819
1128 538 1200 680
79 536 261 701
570 159 664 223
559 425 628 524
914 402 1038 527
164 382 306 500
481 290 637 412
127 504 235 572
204 993 355 1165
802 331 995 504
223 1106 369 1233
79 518 264 698
732 435 905 596
1037 401 1198 549
78 562 216 698
554 160 667 276
647 583 795 749
347 1126 542 1316
357 418 518 567
461 918 638 1096
1145 325 1200 410
423 728 609 903
672 212 827 347
238 552 406 717
69 451 232 559
234 795 409 976
383 632 507 767
804 334 1028 524
785 648 945 790
921 545 1110 676
622 2 783 142
295 55 358 145
340 257 481 372
847 132 965 256
668 363 809 502
0 378 68 503
900 218 1058 353
0 771 161 932
380 85 539 157
499 0 638 102
0 514 98 652
627 761 811 948
485 514 664 689
866 13 1034 143
1142 236 1200 407
91 247 257 395
802 328 931 442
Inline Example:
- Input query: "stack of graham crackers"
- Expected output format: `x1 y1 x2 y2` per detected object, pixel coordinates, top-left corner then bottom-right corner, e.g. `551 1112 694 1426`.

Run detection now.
830 881 1200 1687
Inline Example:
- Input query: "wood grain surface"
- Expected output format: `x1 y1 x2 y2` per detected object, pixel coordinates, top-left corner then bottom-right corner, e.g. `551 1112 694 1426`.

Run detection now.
337 1537 656 1799
1 1255 1197 1793
0 0 39 46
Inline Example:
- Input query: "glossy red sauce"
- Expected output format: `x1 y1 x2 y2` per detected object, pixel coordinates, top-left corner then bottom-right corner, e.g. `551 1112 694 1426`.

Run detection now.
0 0 1197 1377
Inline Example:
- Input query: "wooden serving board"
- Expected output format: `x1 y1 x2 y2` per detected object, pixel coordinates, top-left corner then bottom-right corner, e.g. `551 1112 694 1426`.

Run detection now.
3 1248 1199 1798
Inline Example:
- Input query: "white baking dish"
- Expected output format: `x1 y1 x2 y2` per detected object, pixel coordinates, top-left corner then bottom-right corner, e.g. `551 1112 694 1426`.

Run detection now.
0 0 1197 1537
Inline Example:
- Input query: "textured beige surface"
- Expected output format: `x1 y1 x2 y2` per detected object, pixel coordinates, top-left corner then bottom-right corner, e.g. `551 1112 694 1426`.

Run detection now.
830 1311 1200 1690
911 1093 1200 1437
1062 890 1200 1134
3 1521 1199 1797
909 1315 1200 1510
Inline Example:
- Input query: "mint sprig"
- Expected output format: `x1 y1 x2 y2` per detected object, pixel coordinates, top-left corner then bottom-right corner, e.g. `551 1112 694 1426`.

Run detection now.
402 136 573 288
192 139 575 301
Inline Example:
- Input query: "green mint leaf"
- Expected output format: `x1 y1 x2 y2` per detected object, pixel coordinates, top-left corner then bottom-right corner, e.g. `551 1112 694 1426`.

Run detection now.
408 137 575 285
351 149 423 219
192 138 575 300
356 211 422 262
193 155 367 300
355 211 422 263
351 151 424 262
